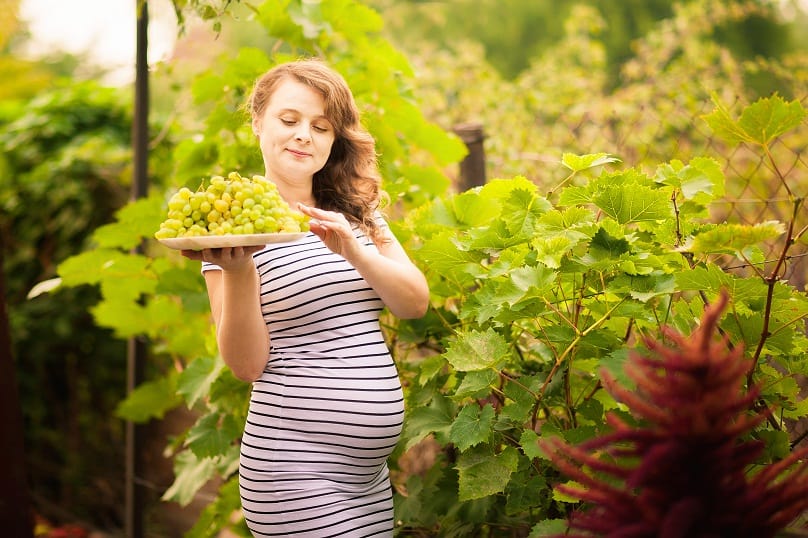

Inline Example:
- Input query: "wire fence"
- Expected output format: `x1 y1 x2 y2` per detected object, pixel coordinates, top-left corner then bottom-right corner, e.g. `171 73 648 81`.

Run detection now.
454 92 808 291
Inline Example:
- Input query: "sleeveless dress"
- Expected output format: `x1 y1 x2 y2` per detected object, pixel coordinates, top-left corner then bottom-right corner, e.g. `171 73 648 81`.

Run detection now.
202 221 404 538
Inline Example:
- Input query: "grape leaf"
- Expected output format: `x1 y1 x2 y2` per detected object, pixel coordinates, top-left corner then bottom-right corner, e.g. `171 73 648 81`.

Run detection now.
703 93 806 146
561 152 621 172
115 373 180 423
185 412 242 459
456 445 519 501
687 221 785 256
178 355 225 408
162 449 218 506
593 184 673 224
444 328 511 372
450 403 495 451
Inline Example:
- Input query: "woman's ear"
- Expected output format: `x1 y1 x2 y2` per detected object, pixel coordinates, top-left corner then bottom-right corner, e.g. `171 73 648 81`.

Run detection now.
252 117 261 137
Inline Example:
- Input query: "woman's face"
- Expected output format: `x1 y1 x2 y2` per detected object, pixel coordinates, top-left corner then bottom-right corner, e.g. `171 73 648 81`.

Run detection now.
253 78 335 187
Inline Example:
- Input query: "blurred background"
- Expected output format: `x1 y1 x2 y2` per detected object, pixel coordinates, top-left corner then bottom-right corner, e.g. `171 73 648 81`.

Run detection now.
2 0 807 537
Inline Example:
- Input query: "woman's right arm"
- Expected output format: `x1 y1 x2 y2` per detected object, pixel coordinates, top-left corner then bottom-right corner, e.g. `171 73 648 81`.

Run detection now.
188 247 270 382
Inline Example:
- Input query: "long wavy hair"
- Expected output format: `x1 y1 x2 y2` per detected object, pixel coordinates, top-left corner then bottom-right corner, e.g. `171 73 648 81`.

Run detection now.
247 58 386 240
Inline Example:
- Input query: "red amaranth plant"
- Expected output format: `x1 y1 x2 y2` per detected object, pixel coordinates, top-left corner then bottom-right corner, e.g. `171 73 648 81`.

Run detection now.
540 291 808 537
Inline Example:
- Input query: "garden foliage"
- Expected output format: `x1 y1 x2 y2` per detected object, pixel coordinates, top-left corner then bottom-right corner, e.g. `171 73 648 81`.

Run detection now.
26 0 808 536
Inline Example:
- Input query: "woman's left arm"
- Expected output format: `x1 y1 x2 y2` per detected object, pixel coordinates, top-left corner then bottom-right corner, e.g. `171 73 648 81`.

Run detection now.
299 204 429 319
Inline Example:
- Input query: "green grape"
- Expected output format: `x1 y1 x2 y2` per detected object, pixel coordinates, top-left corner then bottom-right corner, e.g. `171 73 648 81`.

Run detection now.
155 171 310 239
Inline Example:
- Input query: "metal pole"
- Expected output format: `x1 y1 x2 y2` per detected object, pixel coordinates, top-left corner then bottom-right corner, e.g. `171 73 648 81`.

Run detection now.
126 1 149 537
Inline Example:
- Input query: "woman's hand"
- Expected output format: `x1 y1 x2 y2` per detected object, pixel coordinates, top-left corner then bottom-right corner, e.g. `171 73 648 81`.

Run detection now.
297 203 429 319
297 203 361 261
181 245 264 272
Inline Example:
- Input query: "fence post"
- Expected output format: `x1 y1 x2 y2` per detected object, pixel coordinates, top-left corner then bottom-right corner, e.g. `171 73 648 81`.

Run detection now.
0 236 34 537
126 1 149 537
453 122 486 191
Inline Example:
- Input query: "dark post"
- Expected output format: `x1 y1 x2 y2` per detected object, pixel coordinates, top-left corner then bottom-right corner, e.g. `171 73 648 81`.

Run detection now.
453 122 486 191
126 1 149 537
0 236 34 537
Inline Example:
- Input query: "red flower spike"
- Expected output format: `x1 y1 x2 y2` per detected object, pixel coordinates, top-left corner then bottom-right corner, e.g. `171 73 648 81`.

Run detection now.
539 290 808 537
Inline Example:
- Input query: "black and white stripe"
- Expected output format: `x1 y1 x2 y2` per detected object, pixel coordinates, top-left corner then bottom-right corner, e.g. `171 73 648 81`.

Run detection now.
203 221 403 537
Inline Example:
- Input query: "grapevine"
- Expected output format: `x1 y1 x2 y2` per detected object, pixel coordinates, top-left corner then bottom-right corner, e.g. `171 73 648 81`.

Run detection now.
154 171 309 238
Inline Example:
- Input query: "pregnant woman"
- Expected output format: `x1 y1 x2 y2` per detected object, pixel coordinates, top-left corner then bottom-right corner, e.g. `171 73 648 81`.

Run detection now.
181 58 429 537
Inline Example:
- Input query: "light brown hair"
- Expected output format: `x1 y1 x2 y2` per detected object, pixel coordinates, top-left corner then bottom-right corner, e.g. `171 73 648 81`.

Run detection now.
247 58 385 240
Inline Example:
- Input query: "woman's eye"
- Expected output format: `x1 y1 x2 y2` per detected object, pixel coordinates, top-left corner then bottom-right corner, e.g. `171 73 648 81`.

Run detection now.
313 125 329 133
280 118 295 126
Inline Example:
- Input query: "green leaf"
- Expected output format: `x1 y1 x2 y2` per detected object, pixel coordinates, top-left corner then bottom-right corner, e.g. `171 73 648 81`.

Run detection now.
419 231 485 276
178 356 225 408
444 328 511 372
687 221 785 256
450 404 495 451
402 395 454 450
703 93 806 146
115 373 180 423
454 370 499 399
561 152 621 172
519 430 543 460
452 189 502 226
162 449 219 506
655 157 725 202
456 445 519 501
529 519 570 537
185 412 242 459
593 184 673 224
93 193 165 250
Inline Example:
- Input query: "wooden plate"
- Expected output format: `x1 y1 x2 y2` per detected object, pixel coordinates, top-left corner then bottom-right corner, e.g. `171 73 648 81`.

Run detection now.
157 232 307 250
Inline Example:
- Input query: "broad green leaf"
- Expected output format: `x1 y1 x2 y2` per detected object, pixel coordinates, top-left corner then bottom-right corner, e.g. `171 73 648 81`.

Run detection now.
501 188 552 238
552 480 584 503
57 248 121 286
519 430 543 461
557 184 596 206
675 265 770 317
115 373 180 423
608 273 676 302
450 403 495 451
456 445 519 501
593 184 673 224
454 370 499 399
589 227 631 259
419 231 485 276
703 94 806 146
178 356 225 408
537 206 597 239
162 449 219 506
93 194 165 250
529 519 570 537
533 235 577 269
444 328 511 372
400 164 451 196
402 396 454 450
478 176 538 202
655 157 725 201
185 412 242 459
91 300 151 337
687 221 785 256
452 189 501 226
506 474 547 515
510 265 556 294
418 354 447 386
561 152 620 172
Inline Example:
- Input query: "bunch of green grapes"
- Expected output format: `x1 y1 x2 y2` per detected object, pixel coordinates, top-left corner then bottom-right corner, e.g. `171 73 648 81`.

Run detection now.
155 172 309 239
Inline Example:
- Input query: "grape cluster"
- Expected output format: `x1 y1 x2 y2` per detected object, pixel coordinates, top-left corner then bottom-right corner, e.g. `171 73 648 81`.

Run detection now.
155 172 309 239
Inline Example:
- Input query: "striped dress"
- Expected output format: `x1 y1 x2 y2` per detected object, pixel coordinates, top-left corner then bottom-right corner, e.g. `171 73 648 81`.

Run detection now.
202 222 404 537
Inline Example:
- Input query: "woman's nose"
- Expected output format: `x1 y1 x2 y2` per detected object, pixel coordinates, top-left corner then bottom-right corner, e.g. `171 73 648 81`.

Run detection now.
295 124 311 142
